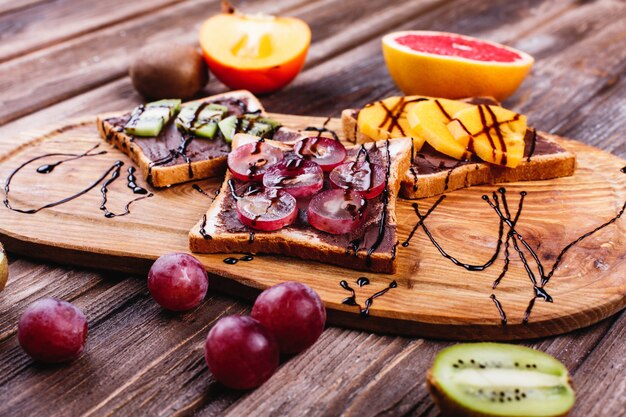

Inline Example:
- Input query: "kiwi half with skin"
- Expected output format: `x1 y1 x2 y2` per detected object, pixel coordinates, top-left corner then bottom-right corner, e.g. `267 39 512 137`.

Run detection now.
427 343 575 417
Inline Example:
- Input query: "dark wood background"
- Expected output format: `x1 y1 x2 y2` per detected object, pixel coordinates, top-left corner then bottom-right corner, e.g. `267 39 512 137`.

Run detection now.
0 0 624 415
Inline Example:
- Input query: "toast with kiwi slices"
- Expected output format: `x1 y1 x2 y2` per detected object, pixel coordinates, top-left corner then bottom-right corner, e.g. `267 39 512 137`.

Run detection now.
189 133 412 273
342 96 575 199
97 90 304 188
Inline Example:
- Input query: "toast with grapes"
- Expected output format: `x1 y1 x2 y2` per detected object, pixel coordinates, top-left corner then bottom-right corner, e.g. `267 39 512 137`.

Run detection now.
189 133 412 273
342 95 575 199
96 90 304 188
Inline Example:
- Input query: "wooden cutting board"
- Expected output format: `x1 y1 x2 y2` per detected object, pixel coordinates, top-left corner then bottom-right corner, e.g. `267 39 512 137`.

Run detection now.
0 114 624 340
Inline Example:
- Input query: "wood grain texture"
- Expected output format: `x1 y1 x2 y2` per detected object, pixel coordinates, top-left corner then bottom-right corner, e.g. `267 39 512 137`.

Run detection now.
0 0 441 126
0 115 624 340
0 0 188 63
1 0 625 416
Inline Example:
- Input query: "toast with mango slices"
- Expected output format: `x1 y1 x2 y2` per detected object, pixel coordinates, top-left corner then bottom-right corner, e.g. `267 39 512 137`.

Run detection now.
189 134 412 273
341 95 575 199
97 90 304 188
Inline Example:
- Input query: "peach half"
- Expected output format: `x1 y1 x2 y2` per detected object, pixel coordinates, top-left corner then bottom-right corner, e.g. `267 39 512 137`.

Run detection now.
200 10 310 94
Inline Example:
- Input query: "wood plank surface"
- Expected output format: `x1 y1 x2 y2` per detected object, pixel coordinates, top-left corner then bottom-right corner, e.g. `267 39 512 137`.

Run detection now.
0 0 189 63
0 0 624 416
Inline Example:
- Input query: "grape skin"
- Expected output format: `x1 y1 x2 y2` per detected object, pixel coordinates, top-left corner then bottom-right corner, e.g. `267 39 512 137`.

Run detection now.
252 282 326 354
18 298 88 363
204 315 279 390
148 253 208 311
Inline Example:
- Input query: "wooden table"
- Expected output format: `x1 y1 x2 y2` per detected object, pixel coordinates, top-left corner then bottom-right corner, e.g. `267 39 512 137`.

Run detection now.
0 0 624 415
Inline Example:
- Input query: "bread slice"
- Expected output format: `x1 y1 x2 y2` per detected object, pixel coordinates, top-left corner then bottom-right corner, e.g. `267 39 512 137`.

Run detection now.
342 107 576 199
189 134 413 273
97 90 304 188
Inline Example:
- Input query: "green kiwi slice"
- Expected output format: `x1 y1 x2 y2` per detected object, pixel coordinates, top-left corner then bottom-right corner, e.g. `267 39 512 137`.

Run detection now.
124 99 181 137
428 343 575 417
175 103 227 138
218 114 281 143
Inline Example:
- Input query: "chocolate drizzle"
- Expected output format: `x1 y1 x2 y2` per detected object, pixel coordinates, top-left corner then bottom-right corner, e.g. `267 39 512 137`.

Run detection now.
4 144 152 217
411 194 505 271
303 117 339 140
356 276 370 287
35 145 106 174
199 214 211 240
127 167 148 195
403 170 625 325
365 140 392 265
339 278 397 317
401 195 446 247
223 254 254 264
490 294 507 325
526 128 537 162
192 183 219 201
100 162 154 218
376 97 428 137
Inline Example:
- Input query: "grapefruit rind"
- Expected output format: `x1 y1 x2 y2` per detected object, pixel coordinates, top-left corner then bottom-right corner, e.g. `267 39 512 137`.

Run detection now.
382 30 534 101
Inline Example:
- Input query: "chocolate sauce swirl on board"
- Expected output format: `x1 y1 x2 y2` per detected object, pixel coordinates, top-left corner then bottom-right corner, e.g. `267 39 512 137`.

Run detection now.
223 254 254 264
34 145 106 174
490 294 507 325
406 193 505 271
401 195 446 247
199 214 212 240
303 117 339 141
356 276 370 287
192 183 219 201
339 278 397 317
100 162 154 218
4 144 152 217
126 167 148 195
403 173 625 325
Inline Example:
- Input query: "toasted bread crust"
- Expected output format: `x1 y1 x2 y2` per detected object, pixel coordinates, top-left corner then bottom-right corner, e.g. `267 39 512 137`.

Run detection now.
342 109 576 199
189 137 412 273
97 116 227 188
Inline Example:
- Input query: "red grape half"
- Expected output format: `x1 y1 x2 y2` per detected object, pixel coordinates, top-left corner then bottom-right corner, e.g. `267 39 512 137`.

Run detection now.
307 189 368 234
263 158 323 199
236 188 297 231
329 161 385 199
228 141 284 182
293 136 347 172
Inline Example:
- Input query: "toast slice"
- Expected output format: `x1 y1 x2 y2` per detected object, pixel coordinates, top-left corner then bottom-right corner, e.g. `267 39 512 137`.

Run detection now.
97 90 304 188
189 135 413 273
342 105 575 199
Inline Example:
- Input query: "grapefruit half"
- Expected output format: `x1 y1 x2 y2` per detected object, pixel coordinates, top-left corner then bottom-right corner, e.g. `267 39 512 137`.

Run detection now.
382 31 534 101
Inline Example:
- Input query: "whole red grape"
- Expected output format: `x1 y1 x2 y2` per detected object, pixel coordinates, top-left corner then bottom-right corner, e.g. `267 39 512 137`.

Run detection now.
251 281 326 354
18 298 88 363
204 315 279 390
148 253 208 311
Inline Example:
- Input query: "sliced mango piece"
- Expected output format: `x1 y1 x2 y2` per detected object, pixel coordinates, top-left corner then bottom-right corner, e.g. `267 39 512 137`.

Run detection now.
447 105 526 167
357 95 430 150
406 98 473 160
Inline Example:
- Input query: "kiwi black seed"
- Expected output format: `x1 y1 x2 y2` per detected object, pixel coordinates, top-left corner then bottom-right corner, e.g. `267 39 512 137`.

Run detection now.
129 44 209 100
427 343 575 417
